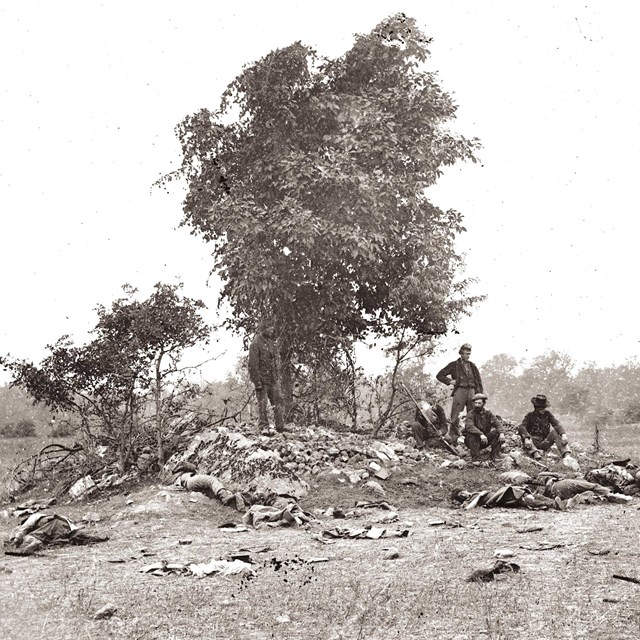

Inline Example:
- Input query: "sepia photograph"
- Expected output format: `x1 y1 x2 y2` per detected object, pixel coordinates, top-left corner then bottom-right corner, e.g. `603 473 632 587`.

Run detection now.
1 2 639 638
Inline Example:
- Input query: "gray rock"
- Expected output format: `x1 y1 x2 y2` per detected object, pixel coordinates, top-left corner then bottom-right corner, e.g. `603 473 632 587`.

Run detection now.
94 604 118 620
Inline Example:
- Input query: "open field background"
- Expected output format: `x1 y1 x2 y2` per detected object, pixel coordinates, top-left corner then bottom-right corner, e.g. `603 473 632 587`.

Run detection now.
2 443 640 640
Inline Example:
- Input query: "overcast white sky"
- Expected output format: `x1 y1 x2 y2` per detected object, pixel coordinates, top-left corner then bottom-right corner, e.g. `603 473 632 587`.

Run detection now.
1 1 638 382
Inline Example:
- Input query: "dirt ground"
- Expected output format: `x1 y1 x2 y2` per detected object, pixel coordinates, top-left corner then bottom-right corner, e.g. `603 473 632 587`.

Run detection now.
2 465 640 640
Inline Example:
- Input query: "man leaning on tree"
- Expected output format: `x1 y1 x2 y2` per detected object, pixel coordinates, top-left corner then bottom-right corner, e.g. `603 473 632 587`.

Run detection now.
436 343 483 441
248 320 285 432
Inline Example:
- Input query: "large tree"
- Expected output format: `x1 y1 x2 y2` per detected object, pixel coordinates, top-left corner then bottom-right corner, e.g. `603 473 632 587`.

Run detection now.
164 13 482 414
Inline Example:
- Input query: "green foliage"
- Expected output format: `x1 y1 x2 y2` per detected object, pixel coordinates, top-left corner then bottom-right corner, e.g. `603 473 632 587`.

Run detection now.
0 418 37 438
165 13 483 408
0 283 209 471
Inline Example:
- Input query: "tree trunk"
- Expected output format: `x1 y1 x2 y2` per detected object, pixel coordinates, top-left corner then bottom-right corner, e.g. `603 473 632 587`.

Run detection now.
155 353 164 465
279 350 295 421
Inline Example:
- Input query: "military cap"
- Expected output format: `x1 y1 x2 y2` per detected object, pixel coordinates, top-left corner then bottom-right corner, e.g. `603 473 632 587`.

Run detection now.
472 393 488 402
459 343 472 353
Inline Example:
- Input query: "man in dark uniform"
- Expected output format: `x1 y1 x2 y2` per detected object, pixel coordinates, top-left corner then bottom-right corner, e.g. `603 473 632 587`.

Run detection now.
436 343 483 441
248 321 285 432
463 393 505 461
518 395 571 460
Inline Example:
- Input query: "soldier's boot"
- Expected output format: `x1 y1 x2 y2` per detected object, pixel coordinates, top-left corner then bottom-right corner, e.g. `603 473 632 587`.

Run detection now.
217 488 236 507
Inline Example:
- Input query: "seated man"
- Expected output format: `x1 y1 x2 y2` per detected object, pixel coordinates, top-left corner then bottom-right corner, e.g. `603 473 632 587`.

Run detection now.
410 401 449 449
518 395 571 460
463 393 505 461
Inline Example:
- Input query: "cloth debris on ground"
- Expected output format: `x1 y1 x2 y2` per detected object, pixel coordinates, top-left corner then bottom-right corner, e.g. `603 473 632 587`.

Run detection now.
311 534 336 545
4 512 109 556
467 560 521 582
219 523 250 533
516 526 543 533
242 501 314 528
321 525 410 540
11 498 57 518
428 519 463 528
139 558 255 578
354 500 396 510
519 542 565 551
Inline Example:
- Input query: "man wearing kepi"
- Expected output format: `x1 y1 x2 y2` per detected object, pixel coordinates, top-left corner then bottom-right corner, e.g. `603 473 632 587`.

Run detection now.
248 320 285 432
463 393 505 461
518 394 571 460
436 343 483 441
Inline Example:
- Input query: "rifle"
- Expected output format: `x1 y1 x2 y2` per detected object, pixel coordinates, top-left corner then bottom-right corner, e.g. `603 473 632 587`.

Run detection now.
399 383 461 457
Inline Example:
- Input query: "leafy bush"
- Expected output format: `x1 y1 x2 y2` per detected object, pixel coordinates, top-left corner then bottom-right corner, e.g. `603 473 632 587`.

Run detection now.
0 419 37 438
50 421 75 438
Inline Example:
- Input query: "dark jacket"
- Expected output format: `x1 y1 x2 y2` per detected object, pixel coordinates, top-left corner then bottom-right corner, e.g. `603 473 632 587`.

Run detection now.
464 407 502 437
518 410 566 440
248 333 277 386
436 358 483 394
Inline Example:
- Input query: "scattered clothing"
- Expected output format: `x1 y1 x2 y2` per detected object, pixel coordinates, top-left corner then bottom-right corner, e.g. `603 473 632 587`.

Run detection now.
11 498 57 519
321 526 410 540
139 558 255 578
242 501 313 528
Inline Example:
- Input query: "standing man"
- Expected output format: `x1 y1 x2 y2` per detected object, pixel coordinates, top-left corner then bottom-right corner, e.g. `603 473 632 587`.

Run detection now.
518 395 571 460
436 343 483 441
248 321 285 432
463 393 505 461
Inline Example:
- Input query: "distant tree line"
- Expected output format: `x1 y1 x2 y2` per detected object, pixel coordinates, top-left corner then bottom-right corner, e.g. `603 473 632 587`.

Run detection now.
481 351 640 425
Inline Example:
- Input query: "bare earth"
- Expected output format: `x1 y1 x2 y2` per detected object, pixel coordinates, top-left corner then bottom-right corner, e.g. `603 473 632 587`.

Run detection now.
1 474 640 640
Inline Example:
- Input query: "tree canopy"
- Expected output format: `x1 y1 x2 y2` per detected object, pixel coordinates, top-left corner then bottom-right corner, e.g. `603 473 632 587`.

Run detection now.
165 13 482 406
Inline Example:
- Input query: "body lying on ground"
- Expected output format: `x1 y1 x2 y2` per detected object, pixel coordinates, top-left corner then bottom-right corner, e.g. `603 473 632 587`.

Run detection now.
4 513 108 556
171 461 305 517
452 473 630 510
584 459 640 495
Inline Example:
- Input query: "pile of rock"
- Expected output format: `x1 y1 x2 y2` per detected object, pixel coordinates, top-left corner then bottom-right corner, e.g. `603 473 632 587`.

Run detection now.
162 420 462 498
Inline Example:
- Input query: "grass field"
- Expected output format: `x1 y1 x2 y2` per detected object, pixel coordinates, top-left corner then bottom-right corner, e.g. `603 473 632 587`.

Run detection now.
1 427 640 640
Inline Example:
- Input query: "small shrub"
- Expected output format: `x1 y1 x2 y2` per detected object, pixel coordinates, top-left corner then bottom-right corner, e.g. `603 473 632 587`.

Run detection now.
0 419 37 438
50 421 75 438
